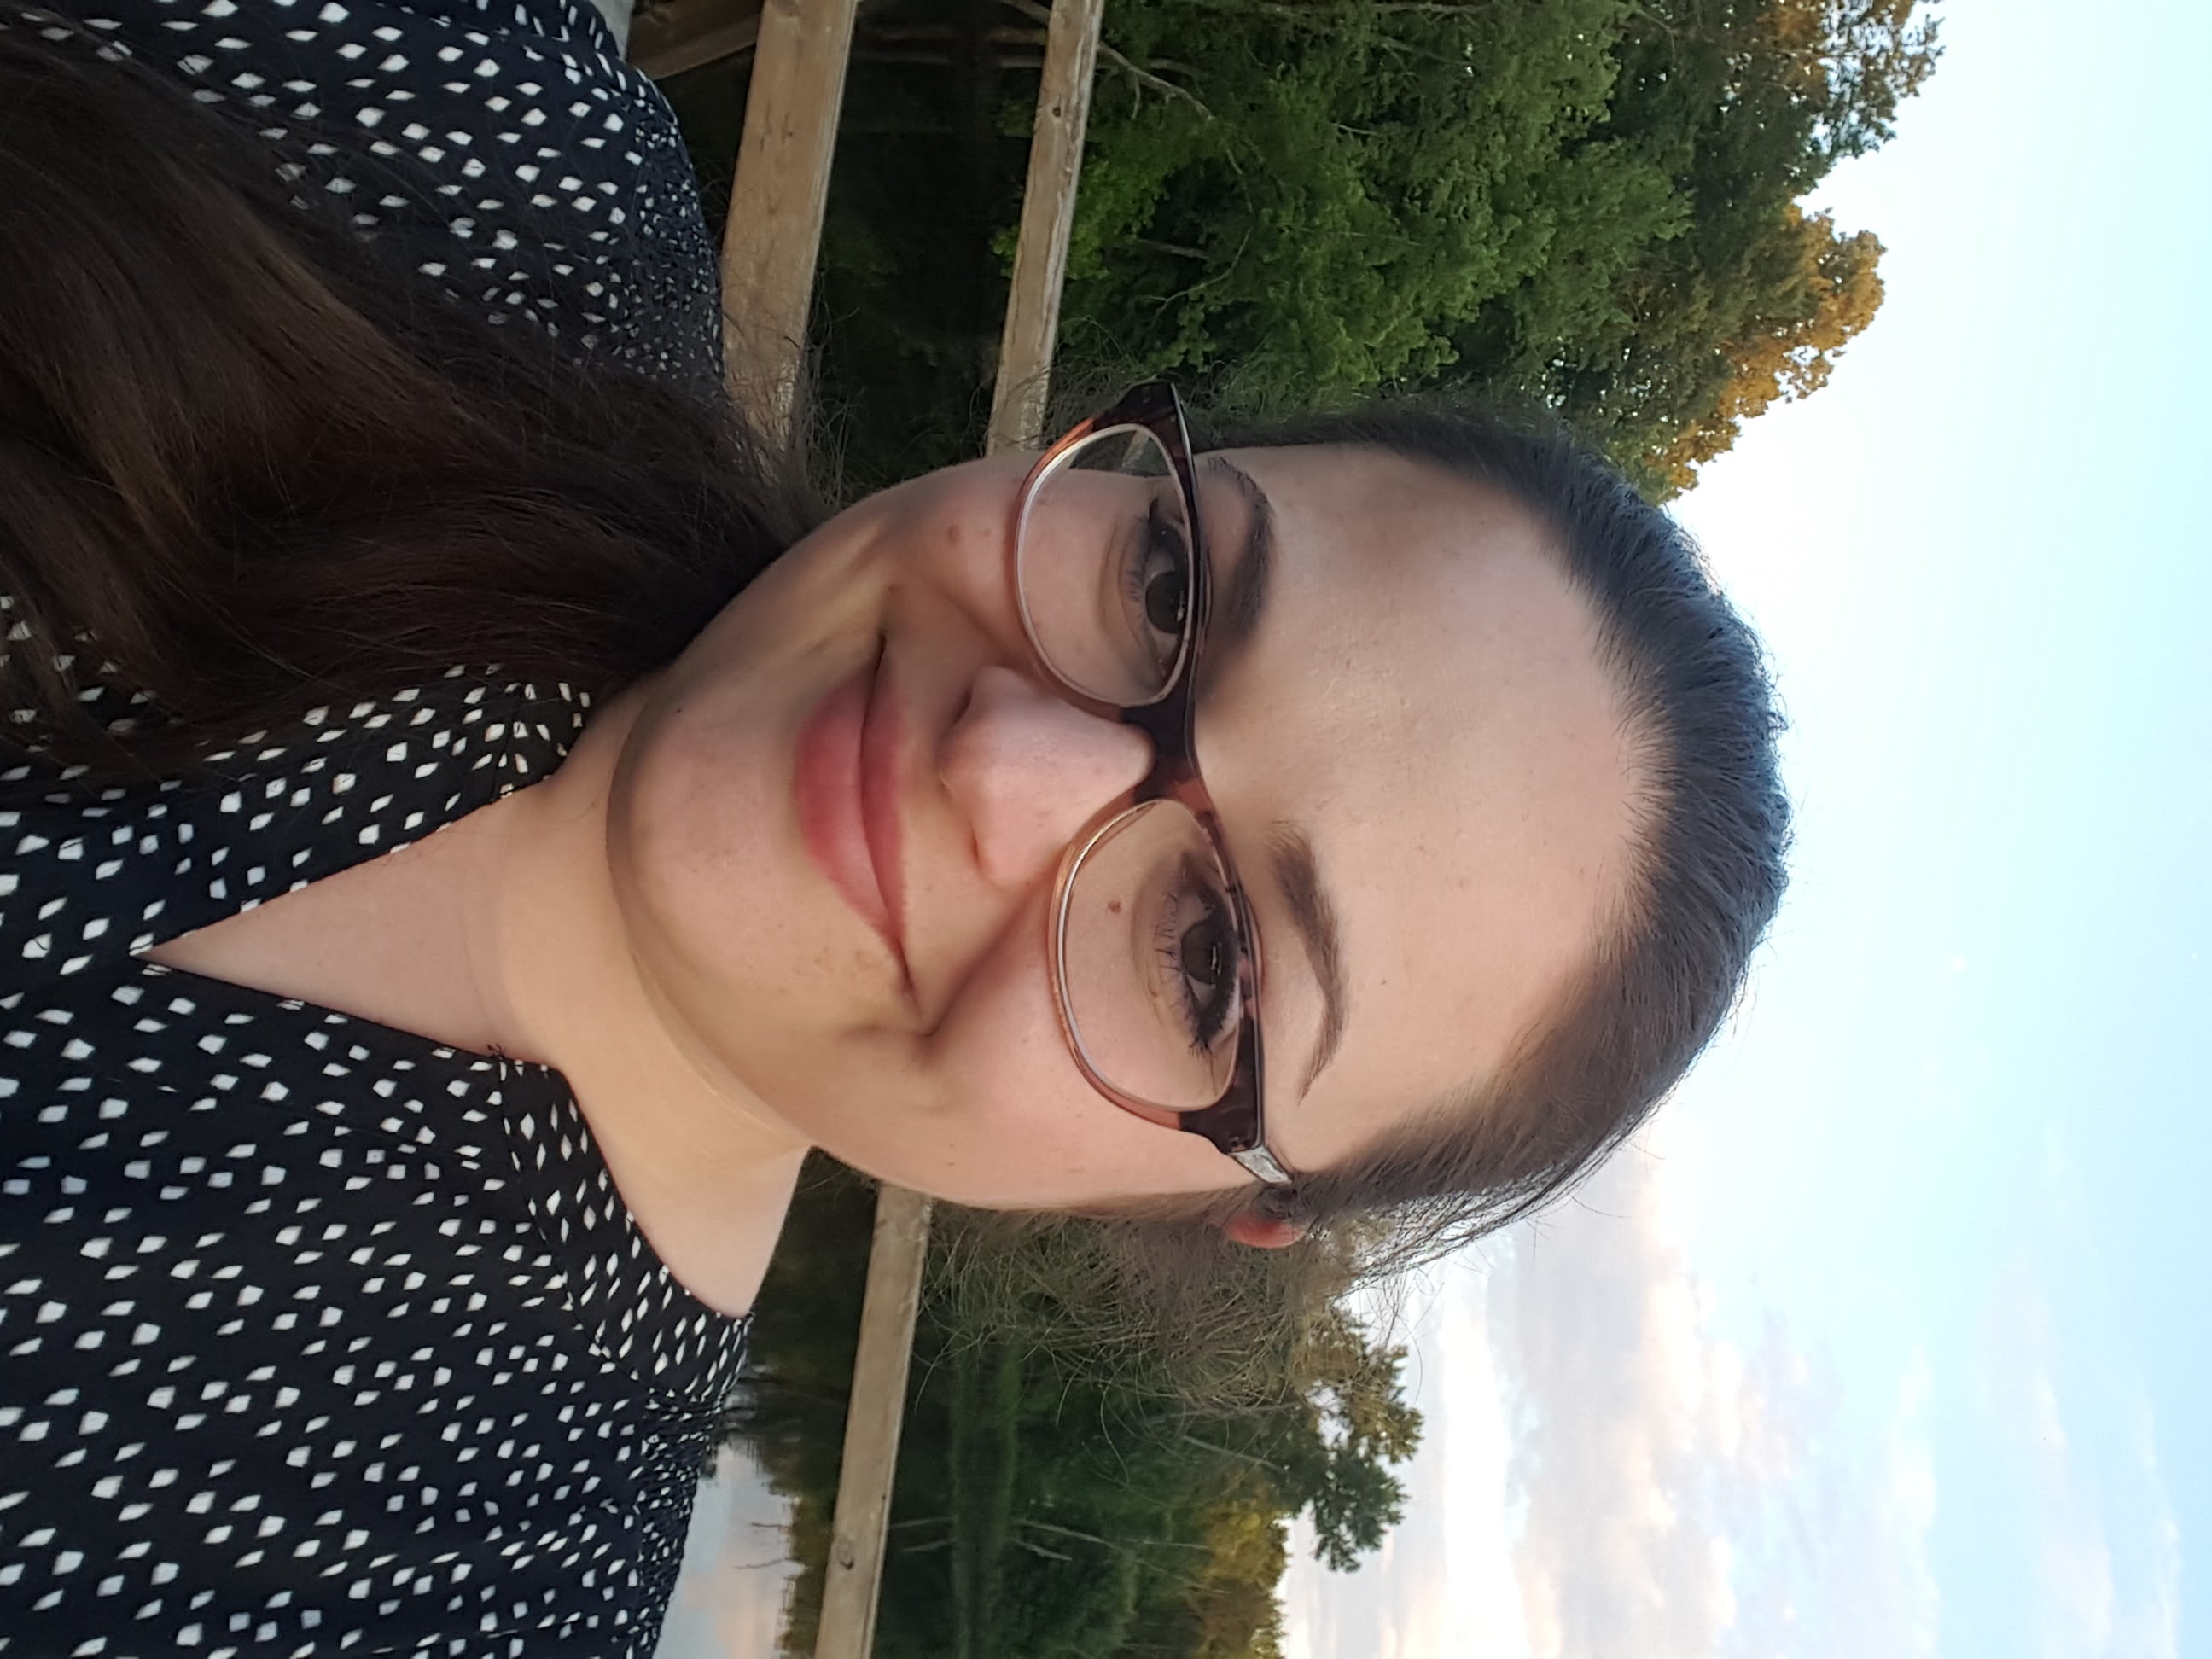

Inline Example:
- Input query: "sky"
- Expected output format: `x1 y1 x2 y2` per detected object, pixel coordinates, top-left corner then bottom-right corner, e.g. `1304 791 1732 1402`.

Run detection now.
658 1444 798 1659
1284 1 2210 1655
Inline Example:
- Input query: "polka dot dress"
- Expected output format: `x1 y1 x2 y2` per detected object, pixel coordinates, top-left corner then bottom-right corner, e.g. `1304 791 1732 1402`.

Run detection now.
2 3 751 1653
1 674 754 1656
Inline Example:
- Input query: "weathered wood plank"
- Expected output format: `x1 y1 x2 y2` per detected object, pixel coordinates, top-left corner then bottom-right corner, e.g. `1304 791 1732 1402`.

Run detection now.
985 0 1106 454
718 0 861 435
629 0 762 81
812 1184 933 1659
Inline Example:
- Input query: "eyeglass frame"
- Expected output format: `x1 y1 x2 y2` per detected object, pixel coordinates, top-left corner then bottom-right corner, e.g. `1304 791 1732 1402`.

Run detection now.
1011 380 1295 1190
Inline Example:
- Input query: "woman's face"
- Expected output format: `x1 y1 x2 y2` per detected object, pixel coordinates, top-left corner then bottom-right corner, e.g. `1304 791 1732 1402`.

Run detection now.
604 441 1643 1210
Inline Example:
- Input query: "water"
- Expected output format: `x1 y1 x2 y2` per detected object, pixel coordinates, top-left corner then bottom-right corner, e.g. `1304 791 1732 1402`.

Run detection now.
654 1442 804 1659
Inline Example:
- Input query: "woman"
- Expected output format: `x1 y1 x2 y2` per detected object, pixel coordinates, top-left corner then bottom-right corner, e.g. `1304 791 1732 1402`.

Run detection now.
0 0 1788 1651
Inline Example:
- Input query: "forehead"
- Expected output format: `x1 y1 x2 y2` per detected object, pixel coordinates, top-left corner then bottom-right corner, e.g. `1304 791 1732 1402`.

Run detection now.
1197 445 1641 1168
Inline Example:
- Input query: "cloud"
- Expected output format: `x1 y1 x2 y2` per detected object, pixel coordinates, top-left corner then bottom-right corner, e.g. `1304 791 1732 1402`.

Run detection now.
1282 1262 1532 1659
654 1445 800 1659
1283 1149 1942 1659
2124 1416 2183 1659
1492 1150 1939 1659
1982 1272 2180 1659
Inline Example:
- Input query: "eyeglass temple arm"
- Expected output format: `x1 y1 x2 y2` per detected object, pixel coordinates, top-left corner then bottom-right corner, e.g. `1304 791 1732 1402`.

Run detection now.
1232 1146 1293 1186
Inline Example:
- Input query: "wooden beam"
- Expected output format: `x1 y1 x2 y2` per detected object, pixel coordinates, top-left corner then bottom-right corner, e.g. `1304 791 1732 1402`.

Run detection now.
812 1184 932 1659
718 0 860 437
635 9 1051 85
630 0 762 81
985 0 1105 455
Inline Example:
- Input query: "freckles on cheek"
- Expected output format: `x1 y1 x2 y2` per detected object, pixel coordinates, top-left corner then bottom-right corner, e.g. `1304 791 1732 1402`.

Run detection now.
936 491 1016 585
923 985 1065 1132
917 977 1109 1180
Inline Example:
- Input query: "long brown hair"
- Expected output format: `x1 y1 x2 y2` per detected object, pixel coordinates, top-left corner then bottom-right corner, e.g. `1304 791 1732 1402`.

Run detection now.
0 20 818 783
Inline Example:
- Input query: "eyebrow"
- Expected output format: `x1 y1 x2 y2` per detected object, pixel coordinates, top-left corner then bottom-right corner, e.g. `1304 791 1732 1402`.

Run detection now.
1195 458 1348 1097
1199 456 1273 661
1269 824 1349 1100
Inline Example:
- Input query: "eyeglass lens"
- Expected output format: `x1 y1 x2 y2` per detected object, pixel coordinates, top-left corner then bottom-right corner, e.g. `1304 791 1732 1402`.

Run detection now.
1019 426 1248 1113
1016 425 1193 706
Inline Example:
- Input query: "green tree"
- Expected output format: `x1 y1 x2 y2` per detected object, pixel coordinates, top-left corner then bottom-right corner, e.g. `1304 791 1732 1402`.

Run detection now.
1055 0 1938 492
870 1321 1421 1656
1464 0 1931 488
665 0 1935 494
1644 203 1886 492
1057 0 1668 401
726 1163 1424 1656
1254 1308 1423 1571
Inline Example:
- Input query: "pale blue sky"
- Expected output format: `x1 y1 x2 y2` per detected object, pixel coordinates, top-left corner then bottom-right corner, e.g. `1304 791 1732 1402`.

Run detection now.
1669 0 2209 1646
1289 2 2207 1652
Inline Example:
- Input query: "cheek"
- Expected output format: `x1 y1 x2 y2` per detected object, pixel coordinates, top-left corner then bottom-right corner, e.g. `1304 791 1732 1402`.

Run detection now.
606 664 891 1113
879 460 1040 646
898 928 1114 1205
899 929 1239 1208
612 683 783 972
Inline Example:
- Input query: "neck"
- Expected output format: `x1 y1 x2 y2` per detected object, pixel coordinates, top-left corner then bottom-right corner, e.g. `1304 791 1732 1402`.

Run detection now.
148 677 810 1316
474 680 812 1314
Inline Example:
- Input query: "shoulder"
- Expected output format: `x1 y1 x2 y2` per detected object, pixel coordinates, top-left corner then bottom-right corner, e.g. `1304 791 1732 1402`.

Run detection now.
13 0 723 393
1 669 590 992
0 950 733 1654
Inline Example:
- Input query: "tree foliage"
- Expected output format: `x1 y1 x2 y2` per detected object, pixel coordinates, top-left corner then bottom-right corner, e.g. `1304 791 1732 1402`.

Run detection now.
665 0 1937 494
730 1161 1422 1657
868 1307 1420 1656
1052 0 1938 493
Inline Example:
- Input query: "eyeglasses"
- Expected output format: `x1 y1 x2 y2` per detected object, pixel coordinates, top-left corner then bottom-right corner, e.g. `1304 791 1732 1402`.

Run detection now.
1012 381 1293 1189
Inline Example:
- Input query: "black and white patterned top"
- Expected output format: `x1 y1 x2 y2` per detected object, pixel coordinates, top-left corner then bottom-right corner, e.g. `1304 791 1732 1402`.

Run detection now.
13 0 724 401
1 3 754 1654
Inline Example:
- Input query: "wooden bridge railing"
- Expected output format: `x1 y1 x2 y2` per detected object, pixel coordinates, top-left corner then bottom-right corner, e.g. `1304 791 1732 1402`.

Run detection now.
715 0 863 442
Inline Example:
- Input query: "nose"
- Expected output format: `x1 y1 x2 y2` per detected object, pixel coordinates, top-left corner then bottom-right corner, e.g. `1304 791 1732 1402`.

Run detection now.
939 665 1155 889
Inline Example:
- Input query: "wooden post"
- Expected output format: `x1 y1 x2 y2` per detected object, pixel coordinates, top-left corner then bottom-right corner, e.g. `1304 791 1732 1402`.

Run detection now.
985 0 1105 455
719 0 861 436
812 6 1106 1656
812 1184 932 1659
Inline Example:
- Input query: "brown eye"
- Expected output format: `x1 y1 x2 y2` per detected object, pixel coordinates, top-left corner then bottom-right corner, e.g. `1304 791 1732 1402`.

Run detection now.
1127 498 1190 661
1144 563 1186 636
1156 858 1237 1056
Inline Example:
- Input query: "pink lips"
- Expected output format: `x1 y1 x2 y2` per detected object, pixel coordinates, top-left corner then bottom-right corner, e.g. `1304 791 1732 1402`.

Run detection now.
795 643 907 970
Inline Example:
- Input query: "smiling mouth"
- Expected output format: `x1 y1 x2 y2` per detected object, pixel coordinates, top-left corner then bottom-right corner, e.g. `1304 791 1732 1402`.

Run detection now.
859 641 908 960
795 639 910 980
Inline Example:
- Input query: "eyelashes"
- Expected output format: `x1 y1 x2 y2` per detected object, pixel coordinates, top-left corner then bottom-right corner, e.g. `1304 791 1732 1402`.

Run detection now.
1154 855 1237 1058
1114 495 1191 678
